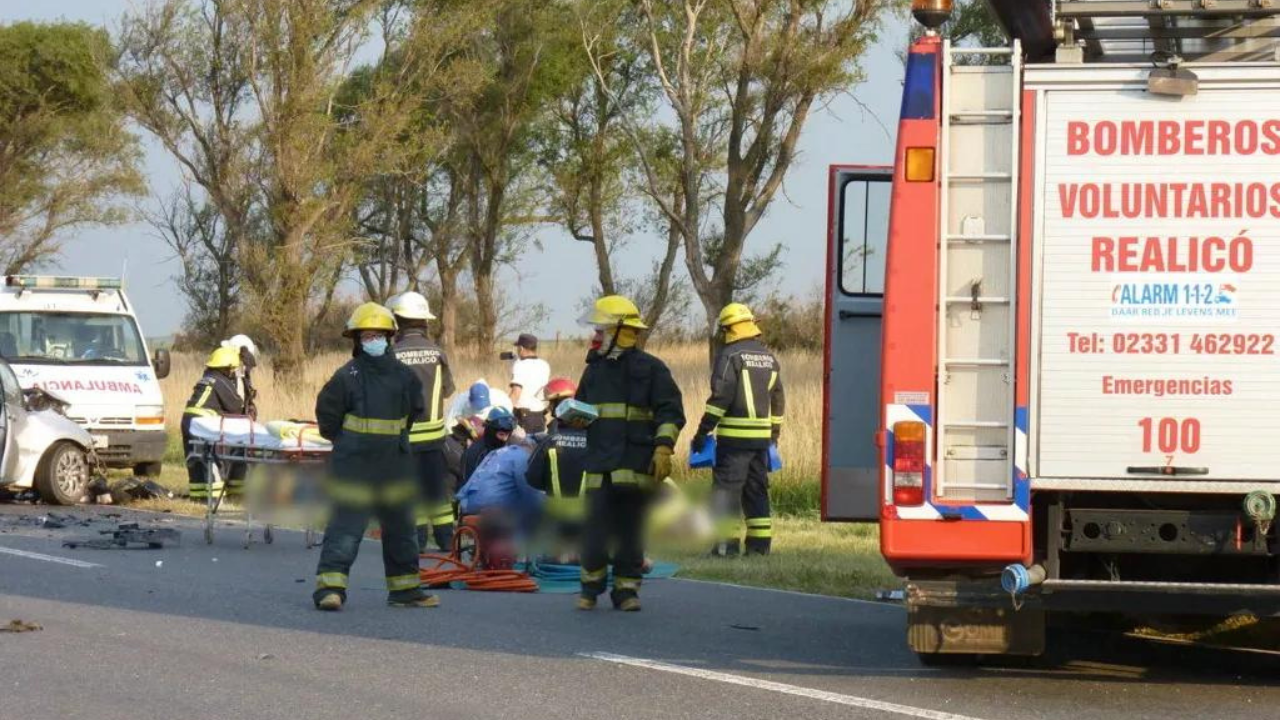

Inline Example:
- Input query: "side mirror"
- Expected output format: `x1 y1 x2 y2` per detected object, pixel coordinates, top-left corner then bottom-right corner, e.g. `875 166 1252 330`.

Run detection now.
153 348 171 380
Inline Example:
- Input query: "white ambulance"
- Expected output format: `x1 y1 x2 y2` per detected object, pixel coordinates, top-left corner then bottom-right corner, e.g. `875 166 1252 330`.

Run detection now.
0 276 171 479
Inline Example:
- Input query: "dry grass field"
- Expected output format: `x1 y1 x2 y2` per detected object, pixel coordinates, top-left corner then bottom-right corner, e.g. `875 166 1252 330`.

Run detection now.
153 340 896 598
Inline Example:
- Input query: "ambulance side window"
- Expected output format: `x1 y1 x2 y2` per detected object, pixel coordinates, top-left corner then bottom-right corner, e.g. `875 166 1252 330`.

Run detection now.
838 179 890 296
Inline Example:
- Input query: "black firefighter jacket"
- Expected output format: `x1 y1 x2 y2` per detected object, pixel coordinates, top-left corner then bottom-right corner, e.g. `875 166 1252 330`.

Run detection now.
181 369 244 442
576 347 685 490
393 329 455 451
315 353 424 499
696 337 785 450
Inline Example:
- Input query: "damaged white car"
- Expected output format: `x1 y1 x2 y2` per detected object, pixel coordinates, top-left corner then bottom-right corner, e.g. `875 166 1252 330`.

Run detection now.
0 358 96 504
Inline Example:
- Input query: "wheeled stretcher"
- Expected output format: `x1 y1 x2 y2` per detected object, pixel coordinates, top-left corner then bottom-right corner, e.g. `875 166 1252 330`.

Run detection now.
187 416 330 548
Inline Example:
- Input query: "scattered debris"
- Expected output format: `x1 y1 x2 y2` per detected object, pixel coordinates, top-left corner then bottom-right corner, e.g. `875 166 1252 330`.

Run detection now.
1 619 42 633
257 653 275 661
729 624 761 632
16 513 89 530
86 477 113 505
155 561 163 568
109 478 175 504
875 589 905 603
63 523 182 550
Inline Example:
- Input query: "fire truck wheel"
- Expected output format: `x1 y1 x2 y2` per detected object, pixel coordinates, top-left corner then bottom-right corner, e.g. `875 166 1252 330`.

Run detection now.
914 651 981 667
35 443 91 506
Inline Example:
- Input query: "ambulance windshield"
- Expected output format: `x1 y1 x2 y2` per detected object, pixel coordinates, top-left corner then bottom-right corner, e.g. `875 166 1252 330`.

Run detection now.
0 312 147 366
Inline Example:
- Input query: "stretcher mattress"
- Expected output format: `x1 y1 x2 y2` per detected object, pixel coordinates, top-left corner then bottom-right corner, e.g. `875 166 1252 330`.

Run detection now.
189 416 332 451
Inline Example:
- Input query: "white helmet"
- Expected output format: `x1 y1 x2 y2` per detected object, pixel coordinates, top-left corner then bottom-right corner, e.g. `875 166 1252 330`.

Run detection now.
224 334 257 359
387 291 435 320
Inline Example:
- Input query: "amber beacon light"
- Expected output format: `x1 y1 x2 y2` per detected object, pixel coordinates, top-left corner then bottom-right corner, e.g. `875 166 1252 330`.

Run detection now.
911 0 953 30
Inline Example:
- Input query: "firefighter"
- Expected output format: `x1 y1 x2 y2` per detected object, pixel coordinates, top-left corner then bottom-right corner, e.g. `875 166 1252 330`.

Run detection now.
691 303 785 556
575 295 684 612
181 346 245 501
388 291 457 551
312 302 437 611
222 334 259 419
525 377 587 559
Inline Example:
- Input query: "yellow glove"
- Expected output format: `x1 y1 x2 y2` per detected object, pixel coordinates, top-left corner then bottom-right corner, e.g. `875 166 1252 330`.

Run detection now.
649 445 674 481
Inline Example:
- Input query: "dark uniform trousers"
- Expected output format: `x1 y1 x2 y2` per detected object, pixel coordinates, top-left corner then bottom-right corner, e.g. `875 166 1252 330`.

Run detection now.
712 447 772 555
313 353 427 604
414 449 454 551
580 473 648 600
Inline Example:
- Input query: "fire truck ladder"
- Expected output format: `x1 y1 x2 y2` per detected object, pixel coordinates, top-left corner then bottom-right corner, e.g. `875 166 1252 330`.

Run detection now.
935 39 1022 505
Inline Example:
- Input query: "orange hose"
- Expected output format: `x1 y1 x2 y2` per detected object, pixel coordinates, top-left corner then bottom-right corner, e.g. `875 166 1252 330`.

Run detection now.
419 537 538 593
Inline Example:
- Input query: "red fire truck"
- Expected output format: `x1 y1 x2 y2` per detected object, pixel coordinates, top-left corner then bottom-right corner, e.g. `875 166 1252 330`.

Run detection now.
823 0 1280 660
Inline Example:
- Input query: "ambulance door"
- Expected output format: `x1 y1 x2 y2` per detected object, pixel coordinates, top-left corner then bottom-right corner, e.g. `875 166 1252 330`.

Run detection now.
823 166 892 521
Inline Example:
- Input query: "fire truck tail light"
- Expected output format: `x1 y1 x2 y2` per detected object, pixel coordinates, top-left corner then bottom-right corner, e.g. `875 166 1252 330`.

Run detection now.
892 420 926 506
904 147 935 182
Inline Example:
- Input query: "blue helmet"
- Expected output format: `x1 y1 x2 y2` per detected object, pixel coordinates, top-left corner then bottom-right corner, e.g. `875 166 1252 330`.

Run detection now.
484 406 516 432
468 382 491 411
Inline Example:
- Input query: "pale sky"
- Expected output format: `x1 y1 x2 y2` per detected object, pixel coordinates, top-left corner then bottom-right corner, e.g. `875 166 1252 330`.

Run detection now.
2 1 907 340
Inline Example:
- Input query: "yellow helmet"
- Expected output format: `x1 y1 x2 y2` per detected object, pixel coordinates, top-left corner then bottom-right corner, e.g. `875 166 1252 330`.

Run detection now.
344 302 397 337
578 295 648 330
206 345 242 369
717 303 755 328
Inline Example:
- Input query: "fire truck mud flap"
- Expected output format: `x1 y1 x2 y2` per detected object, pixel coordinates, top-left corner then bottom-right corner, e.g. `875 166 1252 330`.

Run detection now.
906 578 1045 656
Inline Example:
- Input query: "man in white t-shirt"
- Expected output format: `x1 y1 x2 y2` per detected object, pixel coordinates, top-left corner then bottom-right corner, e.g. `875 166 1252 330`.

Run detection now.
509 333 551 434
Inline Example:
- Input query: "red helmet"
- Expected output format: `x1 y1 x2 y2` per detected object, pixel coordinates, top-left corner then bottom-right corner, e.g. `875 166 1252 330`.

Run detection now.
543 376 577 402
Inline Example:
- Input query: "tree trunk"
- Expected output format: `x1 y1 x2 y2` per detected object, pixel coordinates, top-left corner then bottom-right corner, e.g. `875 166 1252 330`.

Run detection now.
437 263 460 358
473 269 497 352
588 166 615 295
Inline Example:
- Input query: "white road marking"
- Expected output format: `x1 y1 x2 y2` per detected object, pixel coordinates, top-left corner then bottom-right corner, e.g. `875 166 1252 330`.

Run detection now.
0 546 102 568
582 652 985 720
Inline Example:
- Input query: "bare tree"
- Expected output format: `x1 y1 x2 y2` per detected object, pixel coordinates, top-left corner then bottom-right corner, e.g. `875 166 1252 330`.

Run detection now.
117 0 258 335
148 187 241 346
585 0 892 346
122 0 472 374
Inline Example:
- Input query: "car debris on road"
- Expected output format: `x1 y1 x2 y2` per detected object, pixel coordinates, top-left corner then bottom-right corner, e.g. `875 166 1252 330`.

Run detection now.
1 619 42 633
62 523 181 550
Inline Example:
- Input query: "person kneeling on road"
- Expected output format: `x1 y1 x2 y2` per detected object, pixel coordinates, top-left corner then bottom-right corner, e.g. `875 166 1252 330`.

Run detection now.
462 407 517 483
455 426 543 539
312 302 438 612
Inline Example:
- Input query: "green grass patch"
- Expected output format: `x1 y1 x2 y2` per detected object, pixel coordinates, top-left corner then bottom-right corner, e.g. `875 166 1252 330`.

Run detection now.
657 517 897 600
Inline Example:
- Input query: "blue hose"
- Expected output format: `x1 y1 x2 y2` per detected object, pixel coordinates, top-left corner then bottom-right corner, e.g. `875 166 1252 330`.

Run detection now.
1001 563 1046 596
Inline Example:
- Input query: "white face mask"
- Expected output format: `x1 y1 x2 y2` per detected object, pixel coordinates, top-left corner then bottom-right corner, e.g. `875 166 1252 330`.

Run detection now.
361 337 389 357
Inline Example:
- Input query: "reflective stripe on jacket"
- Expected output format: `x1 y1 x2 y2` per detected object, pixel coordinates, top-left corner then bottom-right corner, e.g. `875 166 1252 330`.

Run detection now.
393 330 454 449
575 347 685 488
697 338 785 450
526 424 588 519
183 369 242 419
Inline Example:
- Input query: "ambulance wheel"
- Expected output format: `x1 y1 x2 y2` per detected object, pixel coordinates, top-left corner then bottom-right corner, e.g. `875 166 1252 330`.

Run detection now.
133 462 163 477
35 443 91 506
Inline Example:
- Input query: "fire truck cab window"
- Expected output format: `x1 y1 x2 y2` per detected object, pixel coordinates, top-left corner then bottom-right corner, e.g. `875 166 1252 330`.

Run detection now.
839 179 890 296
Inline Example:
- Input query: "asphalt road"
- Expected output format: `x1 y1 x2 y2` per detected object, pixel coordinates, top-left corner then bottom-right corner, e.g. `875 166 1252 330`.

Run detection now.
1 504 1278 720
